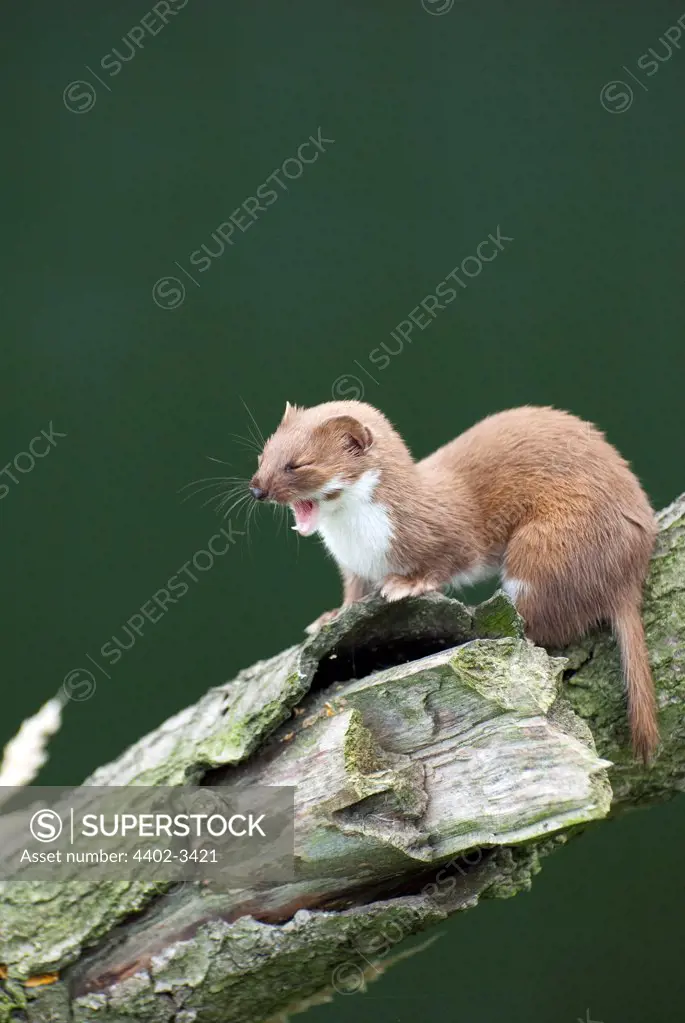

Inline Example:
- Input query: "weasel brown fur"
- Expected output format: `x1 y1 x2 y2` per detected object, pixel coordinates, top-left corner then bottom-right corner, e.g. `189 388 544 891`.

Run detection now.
250 402 659 761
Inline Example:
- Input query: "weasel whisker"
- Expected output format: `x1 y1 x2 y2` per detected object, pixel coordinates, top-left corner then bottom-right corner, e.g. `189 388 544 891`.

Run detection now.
220 491 253 520
200 486 248 510
179 475 248 491
239 396 266 446
206 455 233 466
229 433 262 454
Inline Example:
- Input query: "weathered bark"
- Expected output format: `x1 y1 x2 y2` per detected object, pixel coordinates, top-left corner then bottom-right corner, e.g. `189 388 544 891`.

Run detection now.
1 494 684 1023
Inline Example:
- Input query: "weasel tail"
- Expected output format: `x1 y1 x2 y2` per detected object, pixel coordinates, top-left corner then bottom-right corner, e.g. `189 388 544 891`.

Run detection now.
613 599 659 763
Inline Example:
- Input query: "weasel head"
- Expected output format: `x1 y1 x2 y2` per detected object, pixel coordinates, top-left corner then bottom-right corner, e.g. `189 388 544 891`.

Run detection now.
250 401 375 536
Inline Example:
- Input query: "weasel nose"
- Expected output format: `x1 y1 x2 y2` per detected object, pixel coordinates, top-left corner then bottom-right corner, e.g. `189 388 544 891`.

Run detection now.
250 486 266 501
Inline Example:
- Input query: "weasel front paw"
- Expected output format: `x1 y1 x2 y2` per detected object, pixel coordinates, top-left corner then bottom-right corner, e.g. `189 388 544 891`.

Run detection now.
304 609 340 635
380 575 440 602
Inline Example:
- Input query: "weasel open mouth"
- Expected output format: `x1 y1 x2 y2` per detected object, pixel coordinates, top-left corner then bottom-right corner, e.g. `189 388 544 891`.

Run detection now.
291 499 320 536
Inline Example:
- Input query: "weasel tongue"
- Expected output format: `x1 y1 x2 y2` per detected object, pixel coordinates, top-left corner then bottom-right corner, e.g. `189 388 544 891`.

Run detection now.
292 499 319 536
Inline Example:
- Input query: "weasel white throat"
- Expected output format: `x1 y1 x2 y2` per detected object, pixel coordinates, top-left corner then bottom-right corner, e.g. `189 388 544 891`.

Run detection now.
316 469 393 582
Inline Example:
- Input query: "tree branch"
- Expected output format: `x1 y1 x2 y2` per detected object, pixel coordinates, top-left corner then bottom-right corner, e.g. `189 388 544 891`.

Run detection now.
1 494 684 1023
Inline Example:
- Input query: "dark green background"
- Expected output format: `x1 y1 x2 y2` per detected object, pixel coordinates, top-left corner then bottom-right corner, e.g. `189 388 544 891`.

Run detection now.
3 1 684 1020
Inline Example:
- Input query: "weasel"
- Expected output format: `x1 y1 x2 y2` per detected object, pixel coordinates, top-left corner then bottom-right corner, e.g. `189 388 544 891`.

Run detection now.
249 401 659 761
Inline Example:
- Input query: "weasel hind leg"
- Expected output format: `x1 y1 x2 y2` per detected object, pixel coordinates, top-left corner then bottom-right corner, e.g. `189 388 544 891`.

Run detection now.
501 518 630 648
503 518 659 761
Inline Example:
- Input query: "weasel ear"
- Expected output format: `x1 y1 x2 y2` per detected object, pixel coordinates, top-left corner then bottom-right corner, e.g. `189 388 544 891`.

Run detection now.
281 401 297 423
320 415 373 454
